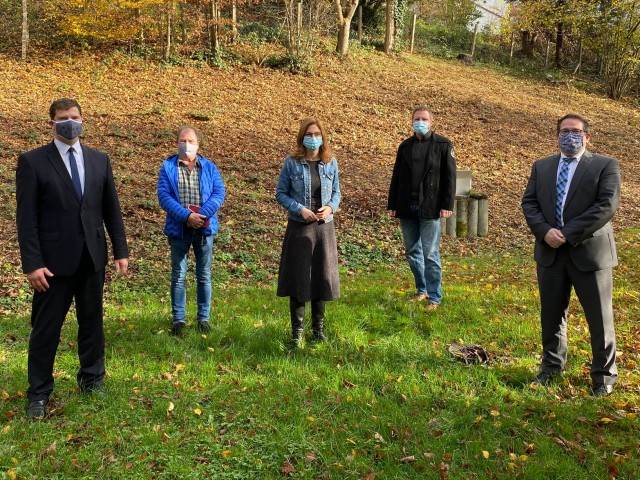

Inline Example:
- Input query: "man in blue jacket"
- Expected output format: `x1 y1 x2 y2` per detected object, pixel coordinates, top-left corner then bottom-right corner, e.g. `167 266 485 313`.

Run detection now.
157 127 225 335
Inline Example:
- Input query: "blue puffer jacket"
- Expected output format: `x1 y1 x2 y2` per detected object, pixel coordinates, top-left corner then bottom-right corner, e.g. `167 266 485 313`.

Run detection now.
157 154 226 239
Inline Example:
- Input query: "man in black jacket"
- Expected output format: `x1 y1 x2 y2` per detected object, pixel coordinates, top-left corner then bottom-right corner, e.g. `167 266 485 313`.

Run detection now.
522 113 620 396
16 98 129 418
387 106 456 309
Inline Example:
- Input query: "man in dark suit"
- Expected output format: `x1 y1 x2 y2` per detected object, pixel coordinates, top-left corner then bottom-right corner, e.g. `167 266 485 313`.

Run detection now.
522 113 620 396
16 98 129 418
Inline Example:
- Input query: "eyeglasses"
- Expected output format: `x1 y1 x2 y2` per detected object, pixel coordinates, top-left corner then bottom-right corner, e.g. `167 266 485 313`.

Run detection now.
559 128 585 135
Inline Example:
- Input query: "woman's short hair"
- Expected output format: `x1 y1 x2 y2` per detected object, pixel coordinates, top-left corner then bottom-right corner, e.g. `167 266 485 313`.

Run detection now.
292 117 332 164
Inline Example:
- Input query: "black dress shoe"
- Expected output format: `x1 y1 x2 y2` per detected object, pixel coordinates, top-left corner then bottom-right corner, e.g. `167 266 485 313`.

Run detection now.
81 383 106 396
532 369 561 386
171 322 185 336
26 399 48 419
197 321 211 333
592 383 614 397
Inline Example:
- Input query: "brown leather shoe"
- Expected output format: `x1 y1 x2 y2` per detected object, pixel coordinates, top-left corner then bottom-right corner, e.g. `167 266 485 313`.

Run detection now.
411 293 429 302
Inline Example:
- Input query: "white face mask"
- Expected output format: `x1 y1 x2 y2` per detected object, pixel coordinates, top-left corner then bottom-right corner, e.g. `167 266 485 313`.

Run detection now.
178 142 198 158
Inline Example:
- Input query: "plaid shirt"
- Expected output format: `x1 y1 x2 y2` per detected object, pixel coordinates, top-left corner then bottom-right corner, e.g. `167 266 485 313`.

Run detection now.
178 159 201 207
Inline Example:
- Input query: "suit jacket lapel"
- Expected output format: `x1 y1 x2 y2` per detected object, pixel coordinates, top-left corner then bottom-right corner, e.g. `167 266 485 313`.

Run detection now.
47 142 80 205
563 150 593 213
546 154 561 222
81 145 92 204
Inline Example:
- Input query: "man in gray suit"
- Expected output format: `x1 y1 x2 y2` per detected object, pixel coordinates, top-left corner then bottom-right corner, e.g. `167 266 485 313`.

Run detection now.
522 113 620 396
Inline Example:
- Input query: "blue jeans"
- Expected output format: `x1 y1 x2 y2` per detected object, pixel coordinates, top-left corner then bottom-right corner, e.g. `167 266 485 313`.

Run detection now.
399 218 442 304
169 232 214 325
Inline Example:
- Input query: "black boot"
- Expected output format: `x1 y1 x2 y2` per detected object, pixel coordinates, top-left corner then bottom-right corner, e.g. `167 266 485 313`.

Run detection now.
311 300 327 342
289 297 305 348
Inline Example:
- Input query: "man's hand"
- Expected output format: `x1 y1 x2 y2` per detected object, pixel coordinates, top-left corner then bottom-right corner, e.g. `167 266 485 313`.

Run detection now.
440 209 453 218
389 210 396 218
187 213 206 228
301 208 318 222
115 258 128 275
27 267 54 293
544 228 566 248
316 206 333 221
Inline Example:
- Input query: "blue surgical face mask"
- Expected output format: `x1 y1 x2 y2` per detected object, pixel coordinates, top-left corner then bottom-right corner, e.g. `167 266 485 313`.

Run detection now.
54 119 83 140
303 136 323 151
413 120 430 136
559 132 584 156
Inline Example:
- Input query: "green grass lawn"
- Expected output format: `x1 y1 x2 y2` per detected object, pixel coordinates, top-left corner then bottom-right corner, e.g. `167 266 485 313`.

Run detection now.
1 231 639 479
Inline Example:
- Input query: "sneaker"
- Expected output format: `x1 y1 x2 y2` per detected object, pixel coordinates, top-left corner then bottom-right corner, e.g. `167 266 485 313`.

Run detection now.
411 293 429 302
171 322 186 336
532 369 561 386
197 321 211 333
426 302 440 311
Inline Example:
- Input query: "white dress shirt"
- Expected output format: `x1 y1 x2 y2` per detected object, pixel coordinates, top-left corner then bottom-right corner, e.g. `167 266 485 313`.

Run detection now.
54 138 85 194
555 151 582 225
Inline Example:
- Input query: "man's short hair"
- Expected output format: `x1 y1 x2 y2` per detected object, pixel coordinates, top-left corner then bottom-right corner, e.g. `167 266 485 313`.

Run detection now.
557 113 590 134
176 126 201 143
412 105 432 119
49 98 82 120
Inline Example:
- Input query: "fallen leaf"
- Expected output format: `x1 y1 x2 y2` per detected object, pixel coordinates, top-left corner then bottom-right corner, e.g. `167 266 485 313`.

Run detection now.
399 455 416 463
222 450 232 458
167 401 175 414
374 432 385 443
281 460 295 476
193 407 202 416
6 469 17 480
482 450 490 459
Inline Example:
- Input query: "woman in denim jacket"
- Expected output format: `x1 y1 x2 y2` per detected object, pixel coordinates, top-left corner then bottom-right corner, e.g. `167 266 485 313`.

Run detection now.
276 118 341 347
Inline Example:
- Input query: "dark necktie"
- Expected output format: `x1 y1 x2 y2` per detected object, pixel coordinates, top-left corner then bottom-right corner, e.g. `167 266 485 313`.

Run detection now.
555 157 575 227
68 146 83 200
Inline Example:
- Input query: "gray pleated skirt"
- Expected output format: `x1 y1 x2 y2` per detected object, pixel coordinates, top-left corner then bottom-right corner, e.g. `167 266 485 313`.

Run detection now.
277 219 340 302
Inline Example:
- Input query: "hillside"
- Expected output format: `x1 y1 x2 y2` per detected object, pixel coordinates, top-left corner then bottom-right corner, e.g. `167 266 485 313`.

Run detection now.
0 49 638 304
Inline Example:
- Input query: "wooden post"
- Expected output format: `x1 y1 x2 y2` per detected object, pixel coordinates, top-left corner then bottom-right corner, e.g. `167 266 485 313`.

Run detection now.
544 40 551 68
410 13 417 54
467 196 478 237
470 22 479 58
357 5 363 43
509 31 515 64
456 196 468 238
477 195 489 237
446 199 458 238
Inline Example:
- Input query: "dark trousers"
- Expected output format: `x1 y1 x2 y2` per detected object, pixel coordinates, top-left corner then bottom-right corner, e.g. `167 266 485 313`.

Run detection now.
537 247 617 385
27 247 106 401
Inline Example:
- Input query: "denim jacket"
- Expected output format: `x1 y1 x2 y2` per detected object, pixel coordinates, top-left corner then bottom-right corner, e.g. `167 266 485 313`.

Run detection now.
275 155 341 223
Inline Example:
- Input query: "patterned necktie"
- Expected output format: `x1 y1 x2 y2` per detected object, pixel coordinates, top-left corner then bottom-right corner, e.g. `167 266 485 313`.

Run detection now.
555 157 575 227
68 146 83 200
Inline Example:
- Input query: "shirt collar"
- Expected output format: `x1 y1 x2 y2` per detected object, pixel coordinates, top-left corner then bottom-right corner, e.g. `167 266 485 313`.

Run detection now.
560 151 583 163
178 155 201 168
54 137 81 154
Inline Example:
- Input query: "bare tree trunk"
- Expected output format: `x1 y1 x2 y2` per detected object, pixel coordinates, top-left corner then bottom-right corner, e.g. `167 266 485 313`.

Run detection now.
384 0 395 53
574 37 583 74
231 0 238 42
334 0 359 56
470 21 478 58
509 31 515 64
165 4 172 59
555 21 563 68
409 12 417 53
544 39 551 68
21 0 28 61
357 5 363 42
209 0 219 53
